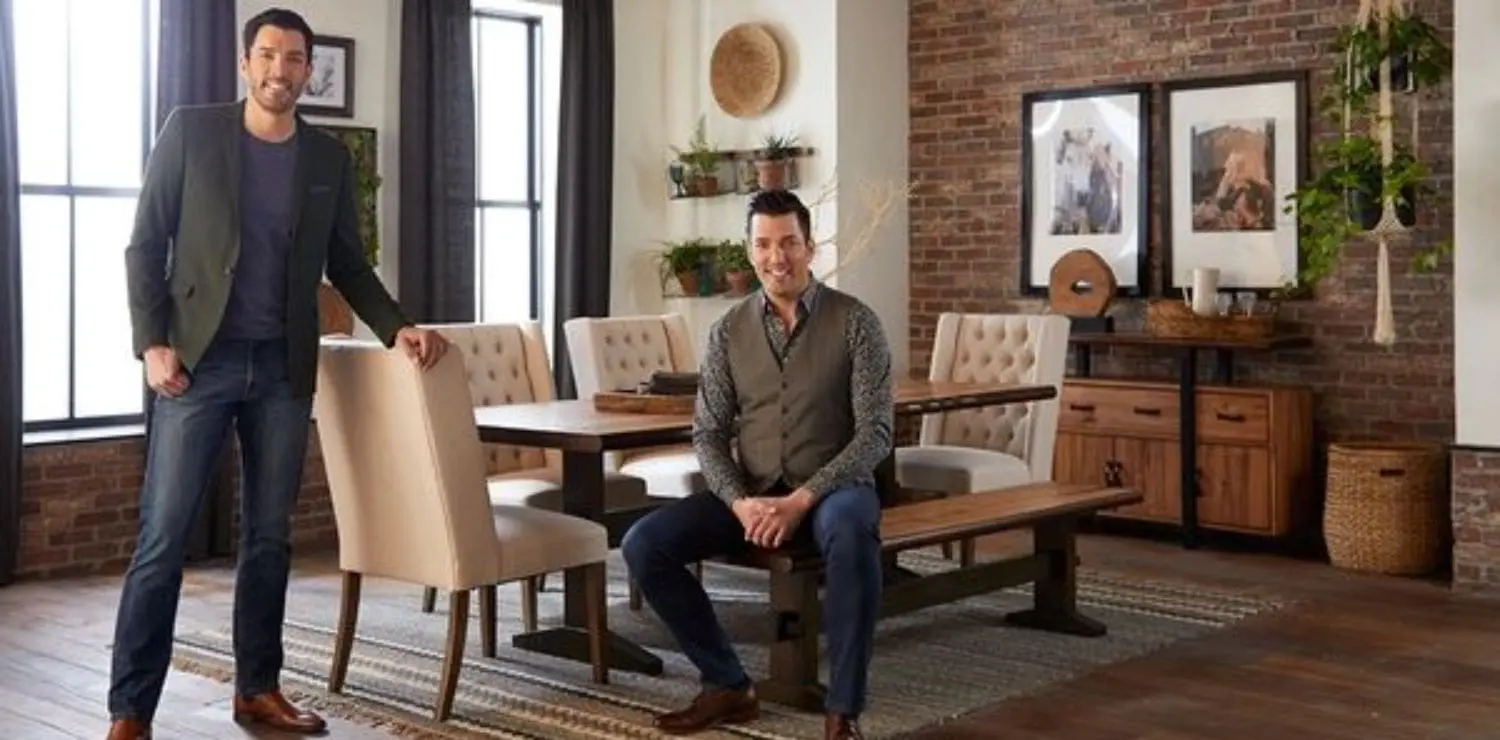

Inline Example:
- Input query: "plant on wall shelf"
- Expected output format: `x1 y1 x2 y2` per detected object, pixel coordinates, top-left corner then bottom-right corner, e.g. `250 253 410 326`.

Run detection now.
754 131 798 190
716 238 756 295
671 115 723 197
657 238 712 296
1281 4 1451 295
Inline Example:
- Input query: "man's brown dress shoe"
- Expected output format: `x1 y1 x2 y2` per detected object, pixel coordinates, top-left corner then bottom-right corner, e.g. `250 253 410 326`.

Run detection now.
105 718 150 740
826 713 865 740
653 685 760 735
232 690 328 734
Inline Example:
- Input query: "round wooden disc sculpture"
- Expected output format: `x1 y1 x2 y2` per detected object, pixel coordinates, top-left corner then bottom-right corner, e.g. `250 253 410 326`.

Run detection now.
1047 248 1117 318
709 23 783 118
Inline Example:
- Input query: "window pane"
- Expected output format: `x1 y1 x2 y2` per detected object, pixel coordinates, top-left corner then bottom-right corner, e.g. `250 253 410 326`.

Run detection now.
73 195 144 418
476 18 532 203
70 0 147 188
20 195 73 422
477 206 535 321
13 0 69 185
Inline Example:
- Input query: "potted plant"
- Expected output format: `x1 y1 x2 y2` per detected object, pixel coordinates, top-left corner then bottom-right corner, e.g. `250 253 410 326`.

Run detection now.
754 132 798 191
1281 7 1451 287
671 115 723 197
716 239 756 296
658 239 710 296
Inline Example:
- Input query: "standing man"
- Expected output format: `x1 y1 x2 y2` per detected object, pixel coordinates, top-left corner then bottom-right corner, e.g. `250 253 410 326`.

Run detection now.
620 189 893 740
107 8 448 739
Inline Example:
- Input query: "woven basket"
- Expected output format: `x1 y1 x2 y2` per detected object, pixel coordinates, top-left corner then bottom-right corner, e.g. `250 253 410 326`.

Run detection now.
1145 300 1274 342
1323 441 1448 575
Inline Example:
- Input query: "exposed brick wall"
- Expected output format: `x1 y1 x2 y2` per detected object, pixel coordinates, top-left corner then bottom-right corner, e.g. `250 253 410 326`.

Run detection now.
907 0 1454 444
1452 449 1500 589
17 426 336 580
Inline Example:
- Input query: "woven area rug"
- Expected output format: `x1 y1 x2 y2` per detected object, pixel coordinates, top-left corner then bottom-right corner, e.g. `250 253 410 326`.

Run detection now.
172 550 1285 739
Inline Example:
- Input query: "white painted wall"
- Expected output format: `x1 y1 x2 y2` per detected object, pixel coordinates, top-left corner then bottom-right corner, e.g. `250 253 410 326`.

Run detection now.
1454 0 1500 447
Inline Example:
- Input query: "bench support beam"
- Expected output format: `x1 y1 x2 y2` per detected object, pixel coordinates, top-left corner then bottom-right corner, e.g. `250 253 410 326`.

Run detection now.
757 569 827 711
1002 517 1106 637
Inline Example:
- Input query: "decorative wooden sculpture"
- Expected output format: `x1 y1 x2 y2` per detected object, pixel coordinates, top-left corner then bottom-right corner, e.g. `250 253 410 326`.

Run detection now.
1047 248 1117 333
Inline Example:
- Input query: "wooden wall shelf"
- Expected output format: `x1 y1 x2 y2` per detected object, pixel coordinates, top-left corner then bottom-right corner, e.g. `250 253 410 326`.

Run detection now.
669 147 817 200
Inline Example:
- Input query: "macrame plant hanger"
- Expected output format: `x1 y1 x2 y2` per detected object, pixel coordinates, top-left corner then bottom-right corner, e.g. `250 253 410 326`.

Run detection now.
1350 0 1419 346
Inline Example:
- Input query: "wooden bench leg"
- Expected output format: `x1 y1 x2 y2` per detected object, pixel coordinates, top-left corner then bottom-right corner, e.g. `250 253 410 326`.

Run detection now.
1002 517 1106 637
755 569 826 712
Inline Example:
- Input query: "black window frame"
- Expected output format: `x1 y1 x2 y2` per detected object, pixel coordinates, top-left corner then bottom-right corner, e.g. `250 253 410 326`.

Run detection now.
471 7 545 322
17 0 157 434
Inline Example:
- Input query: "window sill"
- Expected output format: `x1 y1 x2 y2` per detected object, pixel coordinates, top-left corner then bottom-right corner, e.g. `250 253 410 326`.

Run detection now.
23 424 147 448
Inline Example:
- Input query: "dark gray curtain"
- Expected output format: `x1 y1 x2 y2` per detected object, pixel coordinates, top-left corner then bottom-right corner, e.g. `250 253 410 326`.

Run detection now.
0 0 22 585
399 0 476 322
551 0 614 399
153 0 238 561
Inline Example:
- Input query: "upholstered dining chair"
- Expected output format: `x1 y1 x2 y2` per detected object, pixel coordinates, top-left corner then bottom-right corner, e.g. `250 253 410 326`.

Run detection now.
313 338 609 722
562 314 705 499
417 322 655 624
895 312 1071 565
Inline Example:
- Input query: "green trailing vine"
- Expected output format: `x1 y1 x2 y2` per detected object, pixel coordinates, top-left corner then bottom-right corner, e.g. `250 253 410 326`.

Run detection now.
1280 9 1451 296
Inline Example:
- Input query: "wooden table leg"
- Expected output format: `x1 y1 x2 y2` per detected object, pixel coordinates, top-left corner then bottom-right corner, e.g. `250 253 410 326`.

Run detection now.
1002 517 1106 637
510 449 665 676
756 568 827 711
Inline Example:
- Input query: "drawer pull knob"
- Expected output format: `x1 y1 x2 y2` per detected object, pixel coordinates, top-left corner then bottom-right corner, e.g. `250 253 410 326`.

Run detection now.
1132 406 1162 416
1215 411 1246 422
1069 403 1096 412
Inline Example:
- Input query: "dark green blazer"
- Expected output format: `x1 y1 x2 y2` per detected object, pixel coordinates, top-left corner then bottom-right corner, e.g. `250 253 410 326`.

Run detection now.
125 100 410 398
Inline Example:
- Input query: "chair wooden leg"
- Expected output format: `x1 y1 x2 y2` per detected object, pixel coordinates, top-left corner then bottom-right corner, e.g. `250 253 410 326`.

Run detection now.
960 537 976 568
421 586 437 613
328 571 361 694
536 572 547 592
520 576 539 633
583 562 609 684
628 579 643 611
479 585 497 658
941 542 954 560
435 590 470 722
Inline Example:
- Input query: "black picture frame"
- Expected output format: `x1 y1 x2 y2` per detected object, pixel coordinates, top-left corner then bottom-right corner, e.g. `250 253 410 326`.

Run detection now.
1019 83 1151 298
298 34 356 119
1159 69 1309 298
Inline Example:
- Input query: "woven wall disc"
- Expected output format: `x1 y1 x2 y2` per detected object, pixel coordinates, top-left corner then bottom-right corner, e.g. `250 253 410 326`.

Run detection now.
709 23 783 119
1048 249 1117 317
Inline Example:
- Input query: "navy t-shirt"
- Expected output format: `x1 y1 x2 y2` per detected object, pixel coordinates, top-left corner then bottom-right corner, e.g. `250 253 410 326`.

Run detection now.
218 128 298 340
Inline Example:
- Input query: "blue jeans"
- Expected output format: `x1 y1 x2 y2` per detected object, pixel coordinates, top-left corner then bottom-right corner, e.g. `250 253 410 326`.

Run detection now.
108 339 313 723
621 484 883 717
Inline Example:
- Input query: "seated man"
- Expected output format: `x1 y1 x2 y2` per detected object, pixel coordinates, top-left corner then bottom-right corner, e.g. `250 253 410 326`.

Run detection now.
621 189 894 740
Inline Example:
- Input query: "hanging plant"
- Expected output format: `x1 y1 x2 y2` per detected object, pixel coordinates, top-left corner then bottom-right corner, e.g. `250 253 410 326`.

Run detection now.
1281 2 1451 299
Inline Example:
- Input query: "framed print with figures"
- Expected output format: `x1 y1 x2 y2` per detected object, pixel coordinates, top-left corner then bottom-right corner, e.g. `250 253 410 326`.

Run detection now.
1160 70 1308 295
298 35 355 119
1019 83 1150 297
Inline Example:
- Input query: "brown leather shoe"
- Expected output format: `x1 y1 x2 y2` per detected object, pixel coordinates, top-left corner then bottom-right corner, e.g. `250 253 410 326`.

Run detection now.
826 713 865 740
653 685 759 735
232 690 328 734
105 719 151 740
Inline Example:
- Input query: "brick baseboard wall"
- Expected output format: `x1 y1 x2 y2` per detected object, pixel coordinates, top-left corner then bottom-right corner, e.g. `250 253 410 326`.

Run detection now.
17 425 337 580
1453 448 1500 589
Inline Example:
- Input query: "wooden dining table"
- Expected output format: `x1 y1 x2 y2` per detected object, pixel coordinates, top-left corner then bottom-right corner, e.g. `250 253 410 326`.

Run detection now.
473 377 1058 677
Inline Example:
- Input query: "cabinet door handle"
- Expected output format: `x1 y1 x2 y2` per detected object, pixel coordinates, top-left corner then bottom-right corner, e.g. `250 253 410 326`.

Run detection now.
1215 411 1246 422
1132 406 1162 416
1103 459 1123 487
1069 403 1096 412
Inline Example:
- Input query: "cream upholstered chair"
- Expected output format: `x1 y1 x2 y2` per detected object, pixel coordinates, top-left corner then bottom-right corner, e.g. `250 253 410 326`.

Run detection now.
895 312 1071 564
562 314 705 498
417 322 654 620
313 338 609 722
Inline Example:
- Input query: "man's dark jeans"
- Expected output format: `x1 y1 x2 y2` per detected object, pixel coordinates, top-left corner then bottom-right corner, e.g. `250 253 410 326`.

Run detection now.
107 339 313 723
621 483 883 717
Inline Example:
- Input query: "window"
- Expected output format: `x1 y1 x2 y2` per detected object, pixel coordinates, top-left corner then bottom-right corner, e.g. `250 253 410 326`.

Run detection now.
14 0 158 431
471 0 560 327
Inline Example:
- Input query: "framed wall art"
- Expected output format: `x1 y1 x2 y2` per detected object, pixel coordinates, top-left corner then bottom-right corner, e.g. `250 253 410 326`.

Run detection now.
1019 83 1151 297
299 35 355 118
1160 70 1308 295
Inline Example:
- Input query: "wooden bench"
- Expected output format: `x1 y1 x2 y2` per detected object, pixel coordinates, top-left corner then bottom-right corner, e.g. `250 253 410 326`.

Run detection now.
737 482 1142 711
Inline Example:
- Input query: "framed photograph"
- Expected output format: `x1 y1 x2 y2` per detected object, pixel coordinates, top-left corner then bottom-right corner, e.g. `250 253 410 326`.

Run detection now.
1160 70 1308 295
1020 83 1150 297
299 35 355 118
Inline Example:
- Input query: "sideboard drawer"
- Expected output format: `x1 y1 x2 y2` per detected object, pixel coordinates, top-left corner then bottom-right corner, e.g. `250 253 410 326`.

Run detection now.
1059 383 1178 438
1197 391 1271 443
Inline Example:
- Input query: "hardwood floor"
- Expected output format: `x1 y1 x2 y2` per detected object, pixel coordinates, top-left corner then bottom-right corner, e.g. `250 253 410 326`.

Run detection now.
2 533 1498 739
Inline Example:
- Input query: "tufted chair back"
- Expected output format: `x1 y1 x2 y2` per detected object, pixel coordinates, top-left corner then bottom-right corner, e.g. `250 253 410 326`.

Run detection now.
562 314 698 397
920 313 1071 481
424 322 561 475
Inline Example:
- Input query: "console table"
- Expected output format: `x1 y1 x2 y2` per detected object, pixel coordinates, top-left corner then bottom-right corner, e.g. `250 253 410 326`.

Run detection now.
1060 333 1315 549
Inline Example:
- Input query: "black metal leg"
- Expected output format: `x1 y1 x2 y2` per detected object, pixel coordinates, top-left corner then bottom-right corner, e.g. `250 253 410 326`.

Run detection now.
1177 348 1200 549
1212 349 1234 383
1075 345 1093 378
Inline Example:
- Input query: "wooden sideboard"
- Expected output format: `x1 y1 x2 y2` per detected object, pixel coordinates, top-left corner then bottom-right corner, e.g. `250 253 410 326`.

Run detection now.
1053 378 1316 538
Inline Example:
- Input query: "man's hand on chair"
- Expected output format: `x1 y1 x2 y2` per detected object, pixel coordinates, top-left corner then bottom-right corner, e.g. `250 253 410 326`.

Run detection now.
740 488 815 548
